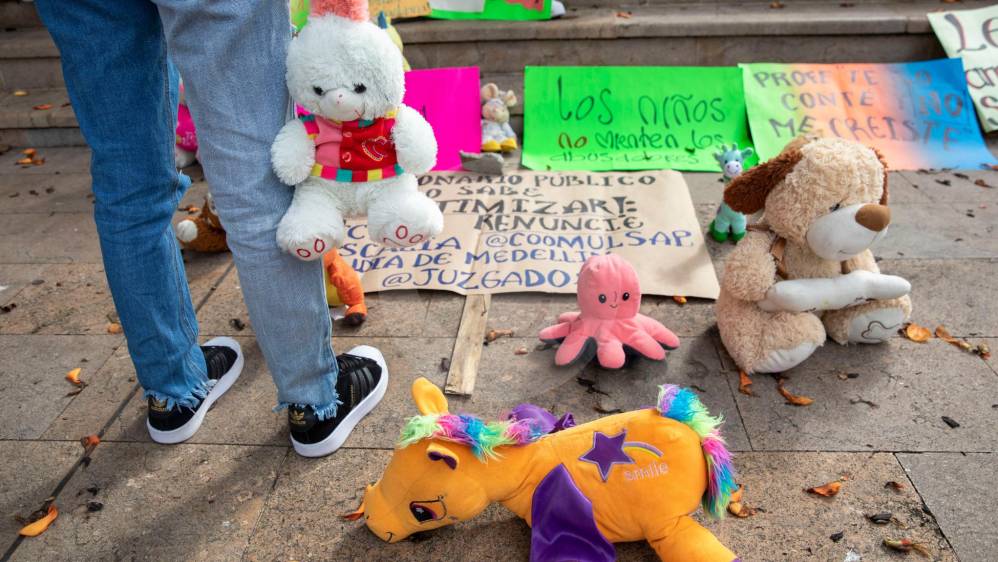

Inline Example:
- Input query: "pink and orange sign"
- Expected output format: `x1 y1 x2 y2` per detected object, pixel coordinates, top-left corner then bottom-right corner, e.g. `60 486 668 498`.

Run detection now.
403 67 481 171
742 59 995 170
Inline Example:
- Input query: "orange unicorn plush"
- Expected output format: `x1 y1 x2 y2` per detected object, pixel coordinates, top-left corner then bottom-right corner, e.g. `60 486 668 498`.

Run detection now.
351 378 740 562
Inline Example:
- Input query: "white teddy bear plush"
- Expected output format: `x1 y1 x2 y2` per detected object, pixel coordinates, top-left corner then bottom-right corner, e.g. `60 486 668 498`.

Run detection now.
271 0 443 260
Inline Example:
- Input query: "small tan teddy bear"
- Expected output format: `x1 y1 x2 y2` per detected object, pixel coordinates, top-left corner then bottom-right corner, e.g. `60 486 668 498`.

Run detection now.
716 137 912 374
175 194 228 253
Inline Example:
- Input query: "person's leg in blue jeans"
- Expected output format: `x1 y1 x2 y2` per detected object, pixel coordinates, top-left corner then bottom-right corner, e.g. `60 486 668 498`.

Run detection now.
154 0 342 415
35 0 211 406
35 0 245 444
156 0 389 457
39 0 388 456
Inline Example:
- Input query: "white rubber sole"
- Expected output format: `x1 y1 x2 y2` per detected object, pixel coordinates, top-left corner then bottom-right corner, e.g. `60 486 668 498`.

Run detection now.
147 337 244 445
291 345 389 458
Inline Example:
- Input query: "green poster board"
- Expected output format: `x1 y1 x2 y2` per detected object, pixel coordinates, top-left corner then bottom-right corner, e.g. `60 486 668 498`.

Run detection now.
522 66 756 172
431 0 550 21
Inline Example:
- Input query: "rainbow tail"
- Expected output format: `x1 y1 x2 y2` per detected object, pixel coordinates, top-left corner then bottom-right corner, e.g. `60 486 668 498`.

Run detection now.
656 384 738 519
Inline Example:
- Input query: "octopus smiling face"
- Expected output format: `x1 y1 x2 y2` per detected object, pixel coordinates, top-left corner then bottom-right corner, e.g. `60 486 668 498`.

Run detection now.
577 254 642 321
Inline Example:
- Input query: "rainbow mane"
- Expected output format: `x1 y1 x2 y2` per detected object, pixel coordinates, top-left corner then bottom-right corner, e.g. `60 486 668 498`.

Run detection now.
657 385 738 519
398 413 548 460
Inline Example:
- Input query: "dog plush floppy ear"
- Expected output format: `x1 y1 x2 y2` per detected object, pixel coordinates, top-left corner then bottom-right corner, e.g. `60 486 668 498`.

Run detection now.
870 146 890 206
723 148 804 214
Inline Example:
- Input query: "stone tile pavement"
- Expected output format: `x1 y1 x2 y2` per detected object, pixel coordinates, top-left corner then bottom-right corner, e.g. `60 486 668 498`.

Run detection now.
1 147 996 561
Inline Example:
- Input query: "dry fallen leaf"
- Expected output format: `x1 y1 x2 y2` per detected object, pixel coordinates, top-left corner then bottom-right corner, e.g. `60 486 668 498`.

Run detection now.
975 179 993 188
805 480 842 497
106 322 122 334
22 148 36 157
883 538 930 557
867 511 893 525
672 295 687 305
16 157 33 165
615 10 632 18
726 485 756 517
738 370 754 396
19 504 58 537
769 0 784 7
728 500 757 518
903 323 932 343
777 378 813 406
514 347 528 355
484 328 514 343
65 367 85 387
32 104 53 111
13 90 28 96
934 325 973 352
885 480 905 491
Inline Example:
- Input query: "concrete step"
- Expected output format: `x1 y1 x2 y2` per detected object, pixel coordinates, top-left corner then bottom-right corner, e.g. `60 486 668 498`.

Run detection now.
0 87 82 146
398 1 966 72
0 27 60 90
2 1 984 89
0 1 41 29
2 0 992 146
573 0 906 6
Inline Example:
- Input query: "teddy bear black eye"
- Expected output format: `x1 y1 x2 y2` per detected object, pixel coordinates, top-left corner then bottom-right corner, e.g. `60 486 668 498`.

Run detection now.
313 86 324 96
353 84 367 94
622 292 630 301
830 202 842 212
598 294 607 304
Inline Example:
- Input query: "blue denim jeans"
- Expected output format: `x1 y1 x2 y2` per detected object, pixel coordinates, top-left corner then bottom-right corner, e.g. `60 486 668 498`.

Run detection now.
36 0 341 419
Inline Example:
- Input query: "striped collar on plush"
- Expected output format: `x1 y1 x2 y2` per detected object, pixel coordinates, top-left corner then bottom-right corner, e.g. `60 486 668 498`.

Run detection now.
398 412 549 460
301 107 398 129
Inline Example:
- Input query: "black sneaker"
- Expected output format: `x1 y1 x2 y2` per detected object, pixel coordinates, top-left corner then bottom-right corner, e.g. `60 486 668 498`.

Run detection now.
288 345 388 457
146 337 243 444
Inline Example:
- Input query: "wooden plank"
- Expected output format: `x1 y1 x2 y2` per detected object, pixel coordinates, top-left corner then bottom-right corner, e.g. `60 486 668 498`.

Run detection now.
444 294 491 396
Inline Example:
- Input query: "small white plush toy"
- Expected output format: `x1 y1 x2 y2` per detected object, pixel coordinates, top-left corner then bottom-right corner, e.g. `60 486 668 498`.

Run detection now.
480 83 518 153
271 0 443 259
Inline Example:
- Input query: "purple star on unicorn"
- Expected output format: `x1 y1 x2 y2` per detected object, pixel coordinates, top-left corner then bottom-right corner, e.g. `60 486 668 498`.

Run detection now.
579 430 635 482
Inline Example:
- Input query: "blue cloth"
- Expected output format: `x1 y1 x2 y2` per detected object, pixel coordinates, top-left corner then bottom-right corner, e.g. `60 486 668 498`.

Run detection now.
35 0 341 417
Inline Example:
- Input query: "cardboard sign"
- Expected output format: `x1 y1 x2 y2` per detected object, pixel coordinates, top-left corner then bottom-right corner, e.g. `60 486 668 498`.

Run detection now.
371 0 431 19
928 4 998 132
341 171 720 298
430 0 550 21
741 60 996 170
522 66 756 172
403 67 481 171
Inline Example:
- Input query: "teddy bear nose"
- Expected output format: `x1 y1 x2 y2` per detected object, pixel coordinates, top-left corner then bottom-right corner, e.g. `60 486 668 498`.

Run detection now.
855 204 890 232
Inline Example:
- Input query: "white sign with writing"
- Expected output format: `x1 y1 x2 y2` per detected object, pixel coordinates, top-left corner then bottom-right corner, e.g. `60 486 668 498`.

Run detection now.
928 4 998 132
340 171 721 299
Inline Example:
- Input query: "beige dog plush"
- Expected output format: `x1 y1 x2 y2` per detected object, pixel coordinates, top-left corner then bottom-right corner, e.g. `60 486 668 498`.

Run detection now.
716 137 912 374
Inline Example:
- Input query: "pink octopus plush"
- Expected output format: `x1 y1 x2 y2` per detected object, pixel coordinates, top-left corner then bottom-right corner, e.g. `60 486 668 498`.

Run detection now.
539 254 680 369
